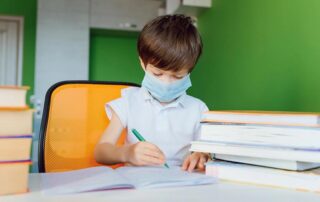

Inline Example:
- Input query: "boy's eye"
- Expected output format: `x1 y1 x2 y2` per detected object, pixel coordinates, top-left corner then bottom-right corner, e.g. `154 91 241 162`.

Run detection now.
174 76 184 79
153 73 163 77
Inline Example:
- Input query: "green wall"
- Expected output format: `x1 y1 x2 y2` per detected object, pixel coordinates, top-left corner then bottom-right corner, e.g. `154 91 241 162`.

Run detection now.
89 30 143 84
191 0 320 112
90 1 320 112
0 0 37 100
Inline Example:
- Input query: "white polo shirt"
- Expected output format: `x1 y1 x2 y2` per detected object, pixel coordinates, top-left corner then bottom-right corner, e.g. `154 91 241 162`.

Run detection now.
106 87 208 166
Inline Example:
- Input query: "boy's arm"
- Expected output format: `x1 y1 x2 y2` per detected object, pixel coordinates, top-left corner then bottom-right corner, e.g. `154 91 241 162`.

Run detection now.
94 109 129 165
94 108 165 166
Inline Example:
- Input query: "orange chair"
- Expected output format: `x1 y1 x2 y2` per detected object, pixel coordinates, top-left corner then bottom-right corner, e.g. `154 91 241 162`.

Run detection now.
38 81 139 173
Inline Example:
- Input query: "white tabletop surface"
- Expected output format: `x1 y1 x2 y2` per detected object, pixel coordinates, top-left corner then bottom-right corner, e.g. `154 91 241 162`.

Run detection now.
1 174 319 202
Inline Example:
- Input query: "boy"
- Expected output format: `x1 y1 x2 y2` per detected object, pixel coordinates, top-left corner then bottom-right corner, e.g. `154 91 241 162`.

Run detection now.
94 14 210 172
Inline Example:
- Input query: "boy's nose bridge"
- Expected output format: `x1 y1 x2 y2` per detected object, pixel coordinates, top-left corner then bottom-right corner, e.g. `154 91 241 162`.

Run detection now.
162 77 173 84
161 74 176 83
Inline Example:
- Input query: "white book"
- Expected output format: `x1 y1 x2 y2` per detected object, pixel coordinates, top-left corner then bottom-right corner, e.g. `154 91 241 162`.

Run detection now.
200 123 320 149
0 86 29 108
206 161 320 192
41 166 216 194
191 141 320 163
214 154 320 171
203 111 320 127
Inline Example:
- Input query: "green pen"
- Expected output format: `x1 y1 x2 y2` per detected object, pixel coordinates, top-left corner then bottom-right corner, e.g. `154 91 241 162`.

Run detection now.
131 128 170 168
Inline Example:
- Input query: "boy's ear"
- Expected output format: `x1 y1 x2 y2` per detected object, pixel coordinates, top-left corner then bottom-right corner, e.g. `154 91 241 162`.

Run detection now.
139 57 146 71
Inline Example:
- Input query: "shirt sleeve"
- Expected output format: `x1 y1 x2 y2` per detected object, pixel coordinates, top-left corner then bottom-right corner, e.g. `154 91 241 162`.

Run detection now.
200 102 209 119
194 101 210 141
105 99 127 128
105 90 131 128
105 87 139 128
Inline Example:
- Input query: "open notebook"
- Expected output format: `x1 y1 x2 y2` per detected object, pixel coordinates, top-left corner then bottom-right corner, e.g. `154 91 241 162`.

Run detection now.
41 166 216 194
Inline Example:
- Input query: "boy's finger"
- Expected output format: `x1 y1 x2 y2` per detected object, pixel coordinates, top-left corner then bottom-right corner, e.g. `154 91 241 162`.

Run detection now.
182 157 190 170
142 155 164 165
144 149 165 161
146 146 165 156
144 142 164 152
197 155 206 170
187 158 199 172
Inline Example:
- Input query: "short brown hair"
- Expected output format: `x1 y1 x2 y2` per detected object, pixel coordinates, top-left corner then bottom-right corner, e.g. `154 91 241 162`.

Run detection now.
138 14 202 72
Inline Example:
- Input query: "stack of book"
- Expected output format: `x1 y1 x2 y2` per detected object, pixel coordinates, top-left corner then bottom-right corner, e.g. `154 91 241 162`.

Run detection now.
190 110 320 192
0 86 33 195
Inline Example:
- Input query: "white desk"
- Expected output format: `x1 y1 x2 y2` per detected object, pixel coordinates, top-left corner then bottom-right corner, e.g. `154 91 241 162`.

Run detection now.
1 174 319 202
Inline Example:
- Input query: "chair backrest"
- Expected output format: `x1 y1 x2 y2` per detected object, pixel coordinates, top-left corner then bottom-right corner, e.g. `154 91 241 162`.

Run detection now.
38 81 139 173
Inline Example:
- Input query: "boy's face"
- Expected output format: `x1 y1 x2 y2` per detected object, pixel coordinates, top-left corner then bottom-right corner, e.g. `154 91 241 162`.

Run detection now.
139 58 189 83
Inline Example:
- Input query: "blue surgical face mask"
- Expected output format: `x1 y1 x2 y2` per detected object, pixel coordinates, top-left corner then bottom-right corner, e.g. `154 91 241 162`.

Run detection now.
141 71 192 102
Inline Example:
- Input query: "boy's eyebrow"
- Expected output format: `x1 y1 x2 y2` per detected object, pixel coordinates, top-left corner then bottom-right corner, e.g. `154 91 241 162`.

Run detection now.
174 70 189 76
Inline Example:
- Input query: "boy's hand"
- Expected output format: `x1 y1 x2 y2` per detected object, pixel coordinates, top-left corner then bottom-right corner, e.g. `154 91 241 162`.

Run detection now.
125 142 165 166
182 152 210 172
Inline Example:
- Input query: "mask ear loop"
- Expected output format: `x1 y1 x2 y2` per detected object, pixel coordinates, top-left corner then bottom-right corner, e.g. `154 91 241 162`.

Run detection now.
139 57 149 72
143 62 148 71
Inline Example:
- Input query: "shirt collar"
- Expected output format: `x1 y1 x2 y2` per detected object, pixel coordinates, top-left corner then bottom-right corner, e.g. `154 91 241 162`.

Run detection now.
140 87 187 108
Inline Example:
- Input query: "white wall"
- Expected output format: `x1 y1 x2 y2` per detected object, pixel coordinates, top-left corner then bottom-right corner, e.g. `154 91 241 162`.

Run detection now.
33 0 90 172
35 0 90 104
90 0 161 31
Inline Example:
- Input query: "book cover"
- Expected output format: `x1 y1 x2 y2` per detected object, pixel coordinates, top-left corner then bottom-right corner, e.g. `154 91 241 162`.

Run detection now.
214 154 320 171
191 140 320 163
0 109 33 135
0 160 31 195
203 110 320 127
200 122 320 149
0 136 32 161
206 161 320 192
0 86 29 108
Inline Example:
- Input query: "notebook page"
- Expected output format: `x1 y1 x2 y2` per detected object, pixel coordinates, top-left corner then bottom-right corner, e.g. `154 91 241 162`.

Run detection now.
41 166 133 194
116 166 217 188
